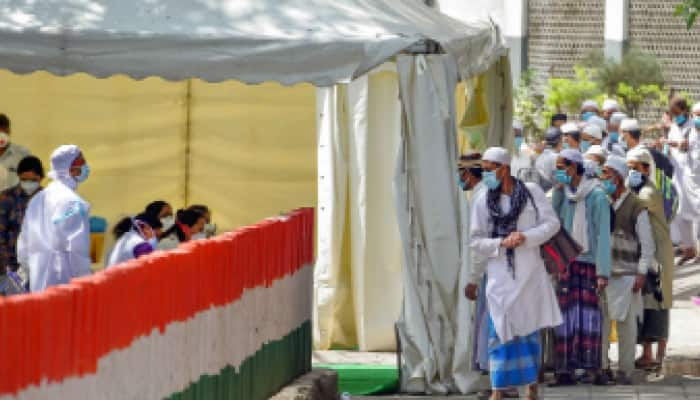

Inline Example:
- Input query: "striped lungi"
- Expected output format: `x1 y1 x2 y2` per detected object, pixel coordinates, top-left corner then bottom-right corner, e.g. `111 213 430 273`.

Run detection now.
554 261 602 372
488 316 541 389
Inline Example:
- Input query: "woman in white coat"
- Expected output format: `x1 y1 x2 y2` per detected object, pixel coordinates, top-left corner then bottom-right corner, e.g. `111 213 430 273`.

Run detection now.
157 208 206 251
105 213 162 267
17 145 92 292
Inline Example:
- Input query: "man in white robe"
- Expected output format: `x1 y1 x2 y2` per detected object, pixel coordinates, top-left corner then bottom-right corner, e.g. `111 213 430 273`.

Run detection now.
470 147 562 399
17 145 92 292
666 97 700 263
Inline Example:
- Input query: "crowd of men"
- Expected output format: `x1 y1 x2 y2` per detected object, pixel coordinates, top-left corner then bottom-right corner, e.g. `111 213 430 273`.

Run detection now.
458 97 698 400
0 113 217 296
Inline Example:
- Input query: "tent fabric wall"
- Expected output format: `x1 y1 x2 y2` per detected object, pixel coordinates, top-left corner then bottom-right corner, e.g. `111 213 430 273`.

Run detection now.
394 54 478 394
0 71 317 242
315 65 403 352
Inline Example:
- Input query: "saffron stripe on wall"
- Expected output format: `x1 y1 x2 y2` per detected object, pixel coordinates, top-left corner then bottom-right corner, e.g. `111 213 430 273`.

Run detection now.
0 208 314 399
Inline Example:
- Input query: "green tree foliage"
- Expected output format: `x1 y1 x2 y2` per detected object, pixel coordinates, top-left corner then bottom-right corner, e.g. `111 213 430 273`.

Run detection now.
513 69 546 140
544 66 603 115
676 0 700 29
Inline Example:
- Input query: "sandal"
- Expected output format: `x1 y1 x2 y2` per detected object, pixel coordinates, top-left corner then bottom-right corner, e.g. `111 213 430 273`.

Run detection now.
526 384 539 399
548 372 577 387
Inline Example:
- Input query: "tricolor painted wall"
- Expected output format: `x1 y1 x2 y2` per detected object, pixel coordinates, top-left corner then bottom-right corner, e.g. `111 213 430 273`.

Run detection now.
0 208 314 400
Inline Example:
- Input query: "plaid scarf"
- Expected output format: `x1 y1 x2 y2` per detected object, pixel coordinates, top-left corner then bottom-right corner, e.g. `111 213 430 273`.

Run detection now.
487 178 537 278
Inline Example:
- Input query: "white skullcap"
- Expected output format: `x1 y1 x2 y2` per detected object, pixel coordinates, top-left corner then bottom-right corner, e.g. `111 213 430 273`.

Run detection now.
626 146 654 165
482 147 510 165
49 145 81 180
561 122 580 134
559 149 584 165
605 155 628 178
583 123 603 140
620 118 640 132
513 120 524 131
610 112 628 125
693 103 700 113
581 100 599 110
602 99 620 112
585 144 607 160
588 116 607 132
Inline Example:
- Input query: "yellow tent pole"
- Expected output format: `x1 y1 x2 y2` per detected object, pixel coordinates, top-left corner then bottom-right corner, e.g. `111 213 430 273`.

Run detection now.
184 78 193 206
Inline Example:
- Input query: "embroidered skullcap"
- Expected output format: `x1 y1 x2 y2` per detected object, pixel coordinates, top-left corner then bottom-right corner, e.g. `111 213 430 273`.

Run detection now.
605 155 628 178
482 147 510 165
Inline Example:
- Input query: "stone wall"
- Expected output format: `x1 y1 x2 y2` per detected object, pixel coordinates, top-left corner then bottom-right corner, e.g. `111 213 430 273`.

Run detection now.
527 0 605 90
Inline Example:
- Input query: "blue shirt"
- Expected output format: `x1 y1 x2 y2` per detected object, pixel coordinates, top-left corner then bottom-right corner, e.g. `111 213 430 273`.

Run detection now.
552 185 612 277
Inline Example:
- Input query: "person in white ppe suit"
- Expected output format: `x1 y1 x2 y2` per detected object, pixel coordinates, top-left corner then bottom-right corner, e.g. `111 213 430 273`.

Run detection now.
17 145 92 292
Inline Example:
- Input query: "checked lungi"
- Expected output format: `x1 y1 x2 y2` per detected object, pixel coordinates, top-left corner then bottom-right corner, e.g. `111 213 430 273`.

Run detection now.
553 261 602 372
488 316 541 389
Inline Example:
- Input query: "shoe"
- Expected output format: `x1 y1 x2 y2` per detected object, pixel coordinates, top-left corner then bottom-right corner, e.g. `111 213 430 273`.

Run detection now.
592 372 613 386
635 358 660 371
548 372 577 387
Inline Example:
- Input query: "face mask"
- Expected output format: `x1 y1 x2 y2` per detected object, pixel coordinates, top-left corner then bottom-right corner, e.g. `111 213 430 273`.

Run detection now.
0 132 10 149
75 164 90 183
192 232 207 241
619 136 628 150
580 140 592 153
628 170 645 188
676 114 688 126
147 236 159 250
694 116 700 129
555 168 572 185
204 223 216 236
582 112 596 122
563 142 570 149
584 160 600 178
663 143 670 155
160 216 175 231
608 131 619 143
482 170 501 190
457 174 467 191
514 137 524 151
19 180 40 195
602 179 617 195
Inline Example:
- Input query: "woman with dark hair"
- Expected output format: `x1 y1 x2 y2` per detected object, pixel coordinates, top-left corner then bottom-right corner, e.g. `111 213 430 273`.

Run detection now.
145 200 174 232
188 204 217 239
157 209 206 251
105 213 163 268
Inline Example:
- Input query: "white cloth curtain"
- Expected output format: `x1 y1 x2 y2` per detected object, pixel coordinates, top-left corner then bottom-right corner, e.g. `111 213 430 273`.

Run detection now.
394 54 479 394
314 64 404 352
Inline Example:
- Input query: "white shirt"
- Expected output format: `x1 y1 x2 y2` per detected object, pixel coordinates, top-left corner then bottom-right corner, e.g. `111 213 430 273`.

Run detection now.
105 230 148 268
17 177 91 292
534 147 558 187
668 121 700 219
470 181 563 342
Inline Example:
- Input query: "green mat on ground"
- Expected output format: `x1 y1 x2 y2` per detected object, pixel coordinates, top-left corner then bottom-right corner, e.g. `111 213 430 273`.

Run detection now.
313 364 399 395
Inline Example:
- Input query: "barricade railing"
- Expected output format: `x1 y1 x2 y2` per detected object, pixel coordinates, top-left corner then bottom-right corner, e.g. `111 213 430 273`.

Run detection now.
0 208 314 400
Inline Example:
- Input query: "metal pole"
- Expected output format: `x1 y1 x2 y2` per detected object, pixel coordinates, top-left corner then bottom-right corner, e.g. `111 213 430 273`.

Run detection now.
184 79 192 206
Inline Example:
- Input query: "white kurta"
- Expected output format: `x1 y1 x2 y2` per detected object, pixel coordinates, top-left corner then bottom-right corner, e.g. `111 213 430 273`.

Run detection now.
17 177 91 292
534 148 557 187
470 182 562 343
511 144 534 179
105 230 147 268
668 120 700 219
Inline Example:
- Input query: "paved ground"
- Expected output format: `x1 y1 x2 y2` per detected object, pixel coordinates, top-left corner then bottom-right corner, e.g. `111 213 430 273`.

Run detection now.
315 261 700 399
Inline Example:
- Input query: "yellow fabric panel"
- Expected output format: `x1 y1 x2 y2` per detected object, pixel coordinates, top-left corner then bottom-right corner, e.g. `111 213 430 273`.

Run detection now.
188 80 317 229
0 70 188 234
457 75 489 154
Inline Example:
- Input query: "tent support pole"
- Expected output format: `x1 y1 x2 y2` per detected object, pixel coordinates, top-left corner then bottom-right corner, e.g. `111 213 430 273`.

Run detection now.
184 79 193 206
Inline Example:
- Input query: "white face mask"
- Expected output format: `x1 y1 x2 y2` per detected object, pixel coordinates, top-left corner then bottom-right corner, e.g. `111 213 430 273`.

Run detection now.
191 232 207 241
19 180 40 195
160 216 175 231
0 132 10 149
203 223 217 236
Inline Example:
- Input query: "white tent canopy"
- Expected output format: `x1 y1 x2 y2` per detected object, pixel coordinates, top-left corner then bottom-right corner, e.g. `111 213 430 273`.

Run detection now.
0 0 502 85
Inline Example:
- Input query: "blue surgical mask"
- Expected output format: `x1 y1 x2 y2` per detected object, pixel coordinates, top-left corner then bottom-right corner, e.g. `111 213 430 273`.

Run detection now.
457 174 467 191
608 131 619 143
580 140 592 153
514 136 524 151
582 111 596 122
75 164 90 183
602 179 617 195
694 116 700 129
482 170 501 190
563 142 570 149
555 169 572 185
676 114 688 126
619 136 628 150
147 236 159 250
628 170 644 188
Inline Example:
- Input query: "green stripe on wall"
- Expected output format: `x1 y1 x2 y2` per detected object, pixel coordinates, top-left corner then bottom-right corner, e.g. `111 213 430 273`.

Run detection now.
166 321 312 400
